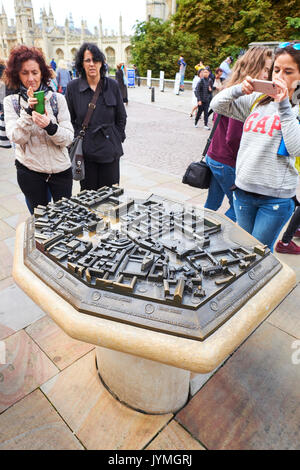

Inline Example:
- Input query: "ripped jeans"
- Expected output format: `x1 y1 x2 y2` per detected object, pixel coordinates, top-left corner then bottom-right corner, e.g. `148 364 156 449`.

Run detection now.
233 188 295 252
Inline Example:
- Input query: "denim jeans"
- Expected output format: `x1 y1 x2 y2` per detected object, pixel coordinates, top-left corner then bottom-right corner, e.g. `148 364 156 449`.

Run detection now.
204 155 236 222
233 188 295 252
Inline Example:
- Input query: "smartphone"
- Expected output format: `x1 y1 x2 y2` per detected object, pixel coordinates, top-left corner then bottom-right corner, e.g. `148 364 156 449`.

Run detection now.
252 79 277 96
33 91 45 114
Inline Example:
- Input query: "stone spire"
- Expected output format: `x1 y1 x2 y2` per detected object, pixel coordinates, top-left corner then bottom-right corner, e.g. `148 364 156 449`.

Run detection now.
119 13 122 36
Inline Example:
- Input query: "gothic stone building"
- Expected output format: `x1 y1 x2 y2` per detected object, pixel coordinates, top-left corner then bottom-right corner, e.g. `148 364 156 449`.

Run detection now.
146 0 177 22
0 1 177 67
0 1 132 68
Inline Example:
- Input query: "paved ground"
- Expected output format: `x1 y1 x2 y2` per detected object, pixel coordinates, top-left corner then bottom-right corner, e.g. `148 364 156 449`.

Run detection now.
0 86 299 450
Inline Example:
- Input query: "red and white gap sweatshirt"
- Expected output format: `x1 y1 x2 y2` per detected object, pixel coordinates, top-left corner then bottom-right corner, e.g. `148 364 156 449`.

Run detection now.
210 84 300 199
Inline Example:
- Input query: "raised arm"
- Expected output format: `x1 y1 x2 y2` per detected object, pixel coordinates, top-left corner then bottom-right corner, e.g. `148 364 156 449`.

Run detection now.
210 83 259 122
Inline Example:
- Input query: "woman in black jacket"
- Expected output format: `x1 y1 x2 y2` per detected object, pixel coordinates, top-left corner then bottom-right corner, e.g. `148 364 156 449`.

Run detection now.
66 43 127 191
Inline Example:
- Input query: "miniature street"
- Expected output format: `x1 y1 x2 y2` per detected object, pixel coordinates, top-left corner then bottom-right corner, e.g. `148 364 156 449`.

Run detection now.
0 85 300 450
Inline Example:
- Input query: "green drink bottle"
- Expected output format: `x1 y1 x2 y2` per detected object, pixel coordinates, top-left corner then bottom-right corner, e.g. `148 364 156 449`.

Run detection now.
33 91 45 114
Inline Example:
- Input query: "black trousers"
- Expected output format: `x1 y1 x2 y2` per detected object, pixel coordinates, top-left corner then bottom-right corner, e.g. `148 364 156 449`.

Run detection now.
16 160 73 214
282 206 300 243
195 101 210 126
80 158 120 191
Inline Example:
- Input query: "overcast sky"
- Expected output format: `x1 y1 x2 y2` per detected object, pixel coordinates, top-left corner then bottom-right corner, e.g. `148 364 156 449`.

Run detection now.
2 0 146 35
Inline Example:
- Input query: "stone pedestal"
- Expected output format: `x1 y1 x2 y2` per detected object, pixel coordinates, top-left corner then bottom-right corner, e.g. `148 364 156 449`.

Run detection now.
96 347 190 414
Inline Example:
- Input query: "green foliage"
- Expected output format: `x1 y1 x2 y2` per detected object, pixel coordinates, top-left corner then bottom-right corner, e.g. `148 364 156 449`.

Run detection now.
286 17 300 39
130 19 202 79
131 2 300 79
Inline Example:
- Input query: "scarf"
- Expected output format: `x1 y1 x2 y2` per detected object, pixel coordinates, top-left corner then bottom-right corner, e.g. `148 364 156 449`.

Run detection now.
19 82 51 102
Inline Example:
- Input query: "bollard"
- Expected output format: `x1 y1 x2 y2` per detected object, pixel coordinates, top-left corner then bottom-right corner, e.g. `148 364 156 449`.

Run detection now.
151 86 155 102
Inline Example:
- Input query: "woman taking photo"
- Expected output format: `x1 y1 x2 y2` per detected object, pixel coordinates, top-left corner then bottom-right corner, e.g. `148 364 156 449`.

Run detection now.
3 45 74 214
211 42 300 251
204 46 273 222
66 43 127 191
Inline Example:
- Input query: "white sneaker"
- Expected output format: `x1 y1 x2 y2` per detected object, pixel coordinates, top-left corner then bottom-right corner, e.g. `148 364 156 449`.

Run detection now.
194 123 198 128
204 125 210 130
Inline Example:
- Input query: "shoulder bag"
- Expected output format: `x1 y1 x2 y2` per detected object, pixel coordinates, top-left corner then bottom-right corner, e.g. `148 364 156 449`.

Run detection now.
69 80 102 181
182 114 221 189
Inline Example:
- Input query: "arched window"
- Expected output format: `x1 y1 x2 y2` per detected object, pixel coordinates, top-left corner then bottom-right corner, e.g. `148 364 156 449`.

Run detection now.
56 48 64 61
105 47 115 68
71 48 78 60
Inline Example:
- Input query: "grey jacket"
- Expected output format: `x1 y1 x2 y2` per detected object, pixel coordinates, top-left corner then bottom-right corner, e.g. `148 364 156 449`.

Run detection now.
211 84 300 198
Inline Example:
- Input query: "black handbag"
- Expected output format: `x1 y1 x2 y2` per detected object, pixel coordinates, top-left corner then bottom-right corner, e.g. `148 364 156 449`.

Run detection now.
182 158 211 189
69 133 85 181
69 80 102 180
182 114 221 189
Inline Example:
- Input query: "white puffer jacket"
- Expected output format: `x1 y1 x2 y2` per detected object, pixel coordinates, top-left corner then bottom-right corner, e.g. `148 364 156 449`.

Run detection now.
4 91 74 174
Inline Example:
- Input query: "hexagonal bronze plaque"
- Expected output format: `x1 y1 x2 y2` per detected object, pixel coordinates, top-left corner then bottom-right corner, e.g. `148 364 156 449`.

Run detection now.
23 186 281 341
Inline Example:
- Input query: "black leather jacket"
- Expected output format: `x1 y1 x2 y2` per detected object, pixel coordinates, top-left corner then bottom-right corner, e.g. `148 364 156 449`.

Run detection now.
66 77 127 163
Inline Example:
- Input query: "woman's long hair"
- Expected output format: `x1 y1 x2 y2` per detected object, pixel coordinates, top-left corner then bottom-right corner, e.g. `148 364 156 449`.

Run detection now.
225 46 273 88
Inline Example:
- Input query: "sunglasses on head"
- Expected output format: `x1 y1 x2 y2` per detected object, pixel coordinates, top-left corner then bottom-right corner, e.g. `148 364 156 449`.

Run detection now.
278 42 300 50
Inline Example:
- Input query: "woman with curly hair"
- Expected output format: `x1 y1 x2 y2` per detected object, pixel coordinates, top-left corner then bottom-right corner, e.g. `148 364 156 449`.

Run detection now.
66 43 127 191
3 45 74 214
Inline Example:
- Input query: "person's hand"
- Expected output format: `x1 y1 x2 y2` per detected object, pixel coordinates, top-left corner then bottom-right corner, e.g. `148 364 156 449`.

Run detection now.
32 109 50 128
198 101 202 106
241 76 254 95
27 86 38 109
272 77 288 102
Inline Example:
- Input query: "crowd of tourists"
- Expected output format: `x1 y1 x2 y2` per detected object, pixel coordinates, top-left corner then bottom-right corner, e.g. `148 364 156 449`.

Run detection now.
0 40 299 256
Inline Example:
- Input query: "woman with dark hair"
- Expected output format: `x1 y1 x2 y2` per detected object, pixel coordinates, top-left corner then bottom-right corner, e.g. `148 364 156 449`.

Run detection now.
211 42 300 251
3 45 73 214
66 42 127 191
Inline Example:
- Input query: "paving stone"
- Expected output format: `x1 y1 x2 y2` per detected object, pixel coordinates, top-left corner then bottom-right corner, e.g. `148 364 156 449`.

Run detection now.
0 181 20 198
0 206 11 219
26 316 95 370
267 285 300 340
0 277 14 291
123 98 214 178
0 283 45 339
176 322 300 450
0 240 14 282
0 389 83 450
41 351 171 450
275 252 300 281
0 330 59 413
3 212 28 230
3 236 15 255
0 220 15 241
0 195 27 215
145 421 205 450
149 183 198 203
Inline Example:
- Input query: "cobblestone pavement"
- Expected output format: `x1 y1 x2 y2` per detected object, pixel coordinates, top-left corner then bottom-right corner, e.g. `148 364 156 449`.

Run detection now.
123 87 213 177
